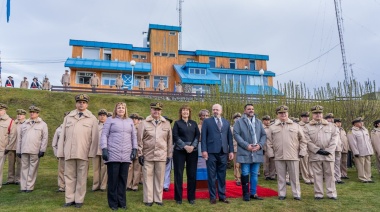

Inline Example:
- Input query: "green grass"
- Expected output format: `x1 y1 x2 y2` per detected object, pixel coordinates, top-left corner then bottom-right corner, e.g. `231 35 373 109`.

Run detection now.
1 88 380 211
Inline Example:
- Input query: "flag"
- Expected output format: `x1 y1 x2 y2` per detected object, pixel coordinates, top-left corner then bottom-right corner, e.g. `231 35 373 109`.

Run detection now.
6 0 11 23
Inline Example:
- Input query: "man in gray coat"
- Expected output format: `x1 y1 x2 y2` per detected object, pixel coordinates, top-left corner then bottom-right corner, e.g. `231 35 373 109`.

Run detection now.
233 104 267 201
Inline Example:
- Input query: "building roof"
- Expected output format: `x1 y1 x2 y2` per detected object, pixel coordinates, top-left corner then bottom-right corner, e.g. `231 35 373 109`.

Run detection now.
209 68 276 77
69 39 150 52
182 62 210 69
64 58 151 72
178 50 269 60
148 24 181 41
173 65 221 85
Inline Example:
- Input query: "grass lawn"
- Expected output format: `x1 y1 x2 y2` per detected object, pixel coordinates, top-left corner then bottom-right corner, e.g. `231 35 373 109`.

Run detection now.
1 88 380 211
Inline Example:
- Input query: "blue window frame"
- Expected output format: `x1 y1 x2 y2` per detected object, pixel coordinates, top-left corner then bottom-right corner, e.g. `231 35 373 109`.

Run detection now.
229 59 236 69
209 57 215 68
249 60 255 70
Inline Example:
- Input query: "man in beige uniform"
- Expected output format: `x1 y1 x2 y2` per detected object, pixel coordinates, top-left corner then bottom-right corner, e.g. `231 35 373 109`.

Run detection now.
52 112 69 192
262 115 276 181
115 74 123 89
175 83 183 93
334 118 350 179
20 77 29 89
371 120 380 175
3 109 25 186
42 77 51 90
304 106 338 200
61 70 70 89
58 94 99 208
347 117 374 183
0 103 17 189
156 78 165 92
17 106 48 192
298 111 314 184
127 113 142 191
267 105 307 200
92 109 108 192
231 112 242 186
139 77 147 90
137 102 173 206
90 74 100 93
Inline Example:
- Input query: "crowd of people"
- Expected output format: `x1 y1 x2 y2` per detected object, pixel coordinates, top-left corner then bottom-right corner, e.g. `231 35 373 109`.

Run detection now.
2 75 52 90
0 94 380 210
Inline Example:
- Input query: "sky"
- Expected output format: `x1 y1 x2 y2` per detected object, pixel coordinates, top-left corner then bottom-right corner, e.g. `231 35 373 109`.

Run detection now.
0 0 379 90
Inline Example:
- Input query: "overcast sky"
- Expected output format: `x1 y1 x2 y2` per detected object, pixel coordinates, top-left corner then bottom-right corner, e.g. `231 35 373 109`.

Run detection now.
0 0 379 90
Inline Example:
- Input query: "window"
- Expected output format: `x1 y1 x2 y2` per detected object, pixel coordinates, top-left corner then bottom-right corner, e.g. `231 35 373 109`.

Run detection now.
169 53 176 58
233 75 241 84
241 75 248 85
249 60 255 70
161 53 168 57
169 31 176 36
154 52 160 56
132 54 139 59
219 74 226 84
76 72 94 84
209 57 215 68
229 59 236 69
187 58 195 62
226 74 233 83
103 49 111 60
101 73 118 86
153 76 168 89
192 85 209 94
141 55 147 60
134 75 150 87
83 48 100 59
189 68 206 75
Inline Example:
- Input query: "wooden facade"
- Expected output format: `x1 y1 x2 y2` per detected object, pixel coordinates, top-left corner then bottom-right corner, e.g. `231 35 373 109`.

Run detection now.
66 24 274 91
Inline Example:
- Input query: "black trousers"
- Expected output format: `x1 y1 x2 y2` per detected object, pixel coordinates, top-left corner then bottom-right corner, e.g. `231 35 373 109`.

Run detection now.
173 149 198 201
206 152 228 200
106 162 130 208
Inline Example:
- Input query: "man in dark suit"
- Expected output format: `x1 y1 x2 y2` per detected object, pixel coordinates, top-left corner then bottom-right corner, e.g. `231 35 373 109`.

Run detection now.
201 104 234 204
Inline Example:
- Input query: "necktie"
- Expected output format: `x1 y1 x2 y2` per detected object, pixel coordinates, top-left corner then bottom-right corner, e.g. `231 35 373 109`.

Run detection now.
155 120 158 125
217 118 222 131
281 122 285 126
31 121 35 124
79 112 83 118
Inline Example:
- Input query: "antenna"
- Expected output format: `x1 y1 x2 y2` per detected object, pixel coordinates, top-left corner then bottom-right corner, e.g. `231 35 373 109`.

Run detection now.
334 0 351 83
178 0 184 50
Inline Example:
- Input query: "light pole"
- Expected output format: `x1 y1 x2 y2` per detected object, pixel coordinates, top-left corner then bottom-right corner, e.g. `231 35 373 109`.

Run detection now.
259 69 264 95
130 60 136 90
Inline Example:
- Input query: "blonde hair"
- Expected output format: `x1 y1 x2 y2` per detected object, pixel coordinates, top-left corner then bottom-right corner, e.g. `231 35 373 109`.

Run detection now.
112 102 128 119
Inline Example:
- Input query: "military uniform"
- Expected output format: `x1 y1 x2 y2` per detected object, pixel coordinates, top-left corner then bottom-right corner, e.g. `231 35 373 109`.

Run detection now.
176 84 183 93
92 109 108 191
57 94 99 206
61 70 70 87
137 103 173 205
115 75 123 89
20 77 29 89
298 115 314 184
52 123 65 191
139 78 146 90
266 106 307 199
347 117 374 183
304 106 338 199
231 112 241 185
156 79 165 91
127 113 142 191
262 115 276 180
4 109 25 185
90 75 100 88
42 78 51 90
335 118 350 179
371 120 380 175
0 104 17 188
17 106 48 192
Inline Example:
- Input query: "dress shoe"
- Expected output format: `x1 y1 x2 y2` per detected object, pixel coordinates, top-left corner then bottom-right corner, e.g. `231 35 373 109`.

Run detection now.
56 189 65 192
368 180 375 183
336 181 345 184
75 203 83 208
329 197 338 200
278 196 286 200
163 188 169 192
210 199 217 204
176 200 182 204
145 202 153 207
341 176 349 179
15 182 20 185
155 202 163 206
132 189 138 192
314 197 323 200
270 178 276 181
219 199 230 204
265 177 272 181
25 190 33 193
111 207 118 210
120 206 127 210
20 190 26 193
139 182 143 185
250 194 263 200
294 197 301 201
286 182 291 186
100 189 106 192
3 182 14 185
92 189 100 192
361 181 369 183
126 188 132 191
236 181 241 186
305 182 313 185
62 202 75 207
188 200 195 205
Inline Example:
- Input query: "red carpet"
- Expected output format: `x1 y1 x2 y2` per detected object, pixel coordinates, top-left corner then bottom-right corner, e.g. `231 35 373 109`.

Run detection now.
163 180 278 200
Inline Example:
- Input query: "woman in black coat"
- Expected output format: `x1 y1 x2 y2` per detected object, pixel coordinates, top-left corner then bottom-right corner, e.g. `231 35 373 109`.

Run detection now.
172 105 200 205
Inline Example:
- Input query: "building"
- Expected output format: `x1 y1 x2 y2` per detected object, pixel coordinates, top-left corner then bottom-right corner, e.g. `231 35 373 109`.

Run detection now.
64 23 278 94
